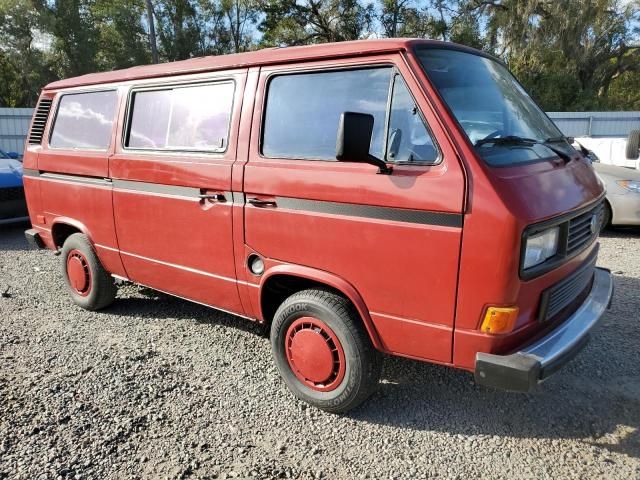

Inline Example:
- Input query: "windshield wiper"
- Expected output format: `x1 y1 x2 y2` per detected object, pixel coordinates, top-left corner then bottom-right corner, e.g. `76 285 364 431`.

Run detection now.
475 135 572 163
545 135 572 144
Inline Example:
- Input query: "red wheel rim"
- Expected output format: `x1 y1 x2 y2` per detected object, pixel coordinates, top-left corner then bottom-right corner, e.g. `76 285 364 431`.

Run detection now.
66 249 92 297
285 317 346 392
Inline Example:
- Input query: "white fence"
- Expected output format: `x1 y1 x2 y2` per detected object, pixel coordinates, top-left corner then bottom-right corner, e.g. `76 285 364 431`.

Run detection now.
547 111 640 138
1 109 639 157
0 108 33 155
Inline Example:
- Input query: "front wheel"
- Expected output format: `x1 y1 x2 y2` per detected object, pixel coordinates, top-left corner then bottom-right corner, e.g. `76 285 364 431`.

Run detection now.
600 202 612 232
270 289 382 413
60 233 117 310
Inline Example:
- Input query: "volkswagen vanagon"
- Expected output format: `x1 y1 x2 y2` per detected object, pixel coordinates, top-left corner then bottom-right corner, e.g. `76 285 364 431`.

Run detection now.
23 39 613 412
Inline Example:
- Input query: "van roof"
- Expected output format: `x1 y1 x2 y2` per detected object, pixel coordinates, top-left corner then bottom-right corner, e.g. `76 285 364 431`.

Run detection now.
44 38 470 90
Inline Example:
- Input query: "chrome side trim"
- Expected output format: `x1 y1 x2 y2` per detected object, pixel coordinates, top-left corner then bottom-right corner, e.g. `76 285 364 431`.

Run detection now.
23 169 112 187
113 179 201 199
22 168 40 177
41 172 112 186
119 250 237 284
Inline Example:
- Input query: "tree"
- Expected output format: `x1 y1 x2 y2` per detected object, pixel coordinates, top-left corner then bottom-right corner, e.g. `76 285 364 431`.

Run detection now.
463 0 640 110
0 0 56 106
92 0 151 70
220 0 258 53
33 0 100 77
260 0 374 46
154 0 203 60
380 0 411 38
0 0 637 110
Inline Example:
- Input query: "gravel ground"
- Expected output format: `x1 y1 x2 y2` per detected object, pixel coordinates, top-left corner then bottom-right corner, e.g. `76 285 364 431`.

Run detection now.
1 222 639 480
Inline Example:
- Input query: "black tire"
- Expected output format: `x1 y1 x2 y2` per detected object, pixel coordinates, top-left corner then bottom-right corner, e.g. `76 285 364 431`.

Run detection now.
60 233 117 310
627 130 640 160
600 201 612 232
270 289 383 413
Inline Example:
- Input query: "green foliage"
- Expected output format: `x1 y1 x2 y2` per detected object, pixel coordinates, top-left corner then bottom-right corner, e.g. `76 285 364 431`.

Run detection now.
260 0 374 45
0 0 637 110
92 0 151 69
0 0 56 106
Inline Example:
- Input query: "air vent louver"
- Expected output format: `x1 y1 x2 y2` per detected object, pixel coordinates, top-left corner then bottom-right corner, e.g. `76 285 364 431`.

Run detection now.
28 98 53 144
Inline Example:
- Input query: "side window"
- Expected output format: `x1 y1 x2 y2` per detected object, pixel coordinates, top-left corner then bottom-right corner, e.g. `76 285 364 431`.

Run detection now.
126 82 234 152
262 68 392 160
49 90 118 149
386 75 438 163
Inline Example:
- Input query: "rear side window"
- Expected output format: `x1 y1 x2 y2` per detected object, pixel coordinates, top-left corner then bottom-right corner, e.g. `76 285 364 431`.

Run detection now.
262 68 392 160
126 82 234 152
49 91 118 150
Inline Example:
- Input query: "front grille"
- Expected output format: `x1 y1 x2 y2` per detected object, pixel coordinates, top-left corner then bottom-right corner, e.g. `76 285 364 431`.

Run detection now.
567 202 604 255
538 252 597 322
28 98 53 144
0 186 25 202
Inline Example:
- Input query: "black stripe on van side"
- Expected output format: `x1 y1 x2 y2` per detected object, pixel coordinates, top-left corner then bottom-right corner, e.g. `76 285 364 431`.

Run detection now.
274 197 463 228
26 169 462 227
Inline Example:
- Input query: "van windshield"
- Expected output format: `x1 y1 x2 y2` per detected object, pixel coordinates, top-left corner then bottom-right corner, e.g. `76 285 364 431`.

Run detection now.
416 47 569 166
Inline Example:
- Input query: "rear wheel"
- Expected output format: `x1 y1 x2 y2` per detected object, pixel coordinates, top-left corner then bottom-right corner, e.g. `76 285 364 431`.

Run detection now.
60 233 116 310
270 289 382 413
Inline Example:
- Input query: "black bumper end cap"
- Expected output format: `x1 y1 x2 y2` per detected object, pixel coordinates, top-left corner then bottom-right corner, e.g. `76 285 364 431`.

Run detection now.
24 229 45 249
475 352 541 393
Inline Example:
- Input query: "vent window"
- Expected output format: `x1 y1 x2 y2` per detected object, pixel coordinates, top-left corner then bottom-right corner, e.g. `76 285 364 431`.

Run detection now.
28 98 53 144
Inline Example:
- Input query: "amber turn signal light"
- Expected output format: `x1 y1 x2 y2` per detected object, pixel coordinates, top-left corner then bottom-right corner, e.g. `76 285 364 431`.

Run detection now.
480 306 519 334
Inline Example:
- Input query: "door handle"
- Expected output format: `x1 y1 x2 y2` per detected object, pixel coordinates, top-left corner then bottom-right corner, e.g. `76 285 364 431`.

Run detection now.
199 192 227 202
248 197 277 207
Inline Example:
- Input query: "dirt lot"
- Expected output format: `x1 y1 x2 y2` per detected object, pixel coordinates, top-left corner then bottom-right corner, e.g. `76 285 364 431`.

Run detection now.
0 222 639 479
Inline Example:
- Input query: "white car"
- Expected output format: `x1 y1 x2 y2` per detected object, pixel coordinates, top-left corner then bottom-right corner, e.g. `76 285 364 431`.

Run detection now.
575 130 640 230
593 162 640 229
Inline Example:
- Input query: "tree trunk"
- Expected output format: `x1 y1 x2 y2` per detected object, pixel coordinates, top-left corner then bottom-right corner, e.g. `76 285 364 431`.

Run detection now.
146 0 159 64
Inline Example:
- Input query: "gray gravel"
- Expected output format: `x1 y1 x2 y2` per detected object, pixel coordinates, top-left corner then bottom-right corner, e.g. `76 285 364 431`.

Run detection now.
1 222 639 479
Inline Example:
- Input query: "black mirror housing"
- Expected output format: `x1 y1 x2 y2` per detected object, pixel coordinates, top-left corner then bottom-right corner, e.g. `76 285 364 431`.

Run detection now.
336 112 392 174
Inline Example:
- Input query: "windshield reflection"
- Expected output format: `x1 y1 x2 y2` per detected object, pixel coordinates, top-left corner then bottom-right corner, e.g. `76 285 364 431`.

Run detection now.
416 48 565 166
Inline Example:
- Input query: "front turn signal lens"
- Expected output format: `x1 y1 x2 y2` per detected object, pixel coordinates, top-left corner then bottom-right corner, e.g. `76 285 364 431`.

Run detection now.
481 306 519 334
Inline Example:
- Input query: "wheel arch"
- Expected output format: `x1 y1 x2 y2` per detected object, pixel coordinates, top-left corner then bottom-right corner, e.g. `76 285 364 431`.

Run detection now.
259 265 383 350
604 197 615 226
51 218 92 248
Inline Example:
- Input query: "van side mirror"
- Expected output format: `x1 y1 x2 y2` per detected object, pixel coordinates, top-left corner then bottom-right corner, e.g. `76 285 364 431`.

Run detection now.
336 112 392 174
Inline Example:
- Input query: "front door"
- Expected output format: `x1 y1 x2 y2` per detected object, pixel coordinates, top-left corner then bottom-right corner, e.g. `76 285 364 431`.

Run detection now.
110 72 247 315
243 56 464 362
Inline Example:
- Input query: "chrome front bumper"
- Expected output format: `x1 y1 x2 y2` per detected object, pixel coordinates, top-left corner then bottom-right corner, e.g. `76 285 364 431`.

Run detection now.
475 267 614 392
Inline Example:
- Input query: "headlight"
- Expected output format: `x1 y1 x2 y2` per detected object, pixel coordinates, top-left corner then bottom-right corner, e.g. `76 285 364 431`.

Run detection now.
523 226 560 270
616 180 640 193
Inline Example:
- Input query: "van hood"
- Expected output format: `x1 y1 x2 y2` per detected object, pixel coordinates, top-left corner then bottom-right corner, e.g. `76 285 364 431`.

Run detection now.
0 158 24 189
489 157 604 223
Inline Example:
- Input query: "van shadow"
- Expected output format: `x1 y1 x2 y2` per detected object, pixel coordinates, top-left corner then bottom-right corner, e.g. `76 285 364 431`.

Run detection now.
349 273 640 459
601 225 640 238
0 221 32 252
107 275 640 458
108 286 267 337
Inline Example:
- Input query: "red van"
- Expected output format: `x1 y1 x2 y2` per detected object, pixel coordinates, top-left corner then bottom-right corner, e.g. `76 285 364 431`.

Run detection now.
23 39 613 412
